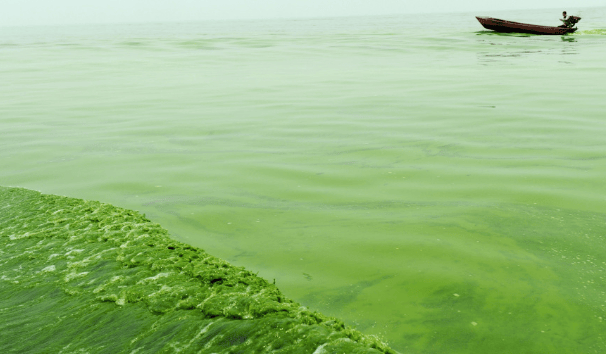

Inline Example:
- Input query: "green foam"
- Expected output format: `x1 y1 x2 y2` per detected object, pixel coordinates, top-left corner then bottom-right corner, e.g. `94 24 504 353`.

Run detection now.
0 186 397 353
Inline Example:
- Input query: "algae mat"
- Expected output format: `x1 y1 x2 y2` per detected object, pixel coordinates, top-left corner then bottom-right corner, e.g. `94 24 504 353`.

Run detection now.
0 186 396 353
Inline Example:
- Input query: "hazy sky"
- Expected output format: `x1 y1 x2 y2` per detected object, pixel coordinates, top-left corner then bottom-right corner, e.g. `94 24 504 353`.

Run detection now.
1 0 603 27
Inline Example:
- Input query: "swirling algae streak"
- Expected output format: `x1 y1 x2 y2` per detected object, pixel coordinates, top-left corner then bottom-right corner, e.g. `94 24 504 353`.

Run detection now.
0 187 396 354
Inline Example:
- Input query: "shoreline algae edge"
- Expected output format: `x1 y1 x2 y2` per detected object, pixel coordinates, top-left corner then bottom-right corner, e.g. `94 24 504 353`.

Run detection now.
0 186 396 353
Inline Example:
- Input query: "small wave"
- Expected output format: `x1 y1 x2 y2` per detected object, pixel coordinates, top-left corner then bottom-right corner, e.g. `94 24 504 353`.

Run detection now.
578 29 606 35
0 186 396 354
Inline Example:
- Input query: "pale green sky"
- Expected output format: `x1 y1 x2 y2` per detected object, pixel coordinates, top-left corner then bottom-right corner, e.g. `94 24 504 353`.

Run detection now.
1 0 602 27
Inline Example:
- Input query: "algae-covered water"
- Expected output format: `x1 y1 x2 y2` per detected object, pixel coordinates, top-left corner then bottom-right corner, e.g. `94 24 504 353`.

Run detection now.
2 6 606 353
0 186 391 353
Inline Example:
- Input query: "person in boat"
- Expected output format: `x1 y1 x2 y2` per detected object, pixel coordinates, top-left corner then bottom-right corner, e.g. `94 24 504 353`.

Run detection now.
559 11 579 28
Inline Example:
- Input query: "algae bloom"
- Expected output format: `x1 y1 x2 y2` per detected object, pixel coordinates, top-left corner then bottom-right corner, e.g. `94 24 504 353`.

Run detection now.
0 186 397 353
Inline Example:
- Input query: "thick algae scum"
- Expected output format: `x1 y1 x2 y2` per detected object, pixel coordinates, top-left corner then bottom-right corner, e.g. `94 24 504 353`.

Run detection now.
0 187 395 354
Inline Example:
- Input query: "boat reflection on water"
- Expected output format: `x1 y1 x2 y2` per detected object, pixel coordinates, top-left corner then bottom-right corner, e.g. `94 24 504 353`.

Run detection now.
474 32 579 65
560 36 577 42
475 30 577 42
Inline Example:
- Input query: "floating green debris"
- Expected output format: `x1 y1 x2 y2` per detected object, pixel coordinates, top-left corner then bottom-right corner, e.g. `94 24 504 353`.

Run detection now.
0 186 396 353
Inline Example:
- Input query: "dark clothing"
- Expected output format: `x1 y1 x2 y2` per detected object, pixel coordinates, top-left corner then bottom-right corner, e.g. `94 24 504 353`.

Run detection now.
560 17 575 28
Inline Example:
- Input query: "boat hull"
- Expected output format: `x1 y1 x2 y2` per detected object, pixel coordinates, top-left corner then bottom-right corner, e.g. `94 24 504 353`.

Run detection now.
476 16 577 35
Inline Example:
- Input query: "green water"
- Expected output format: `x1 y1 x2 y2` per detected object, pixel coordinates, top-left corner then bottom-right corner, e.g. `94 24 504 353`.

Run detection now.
1 7 606 353
0 187 392 353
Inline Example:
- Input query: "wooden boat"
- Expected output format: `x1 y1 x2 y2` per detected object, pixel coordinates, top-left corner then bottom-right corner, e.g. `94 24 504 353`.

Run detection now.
476 16 580 35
